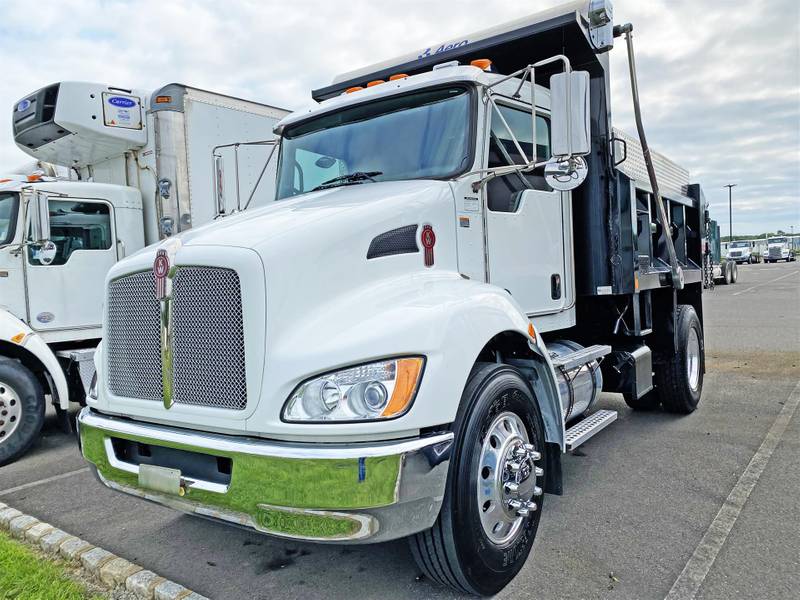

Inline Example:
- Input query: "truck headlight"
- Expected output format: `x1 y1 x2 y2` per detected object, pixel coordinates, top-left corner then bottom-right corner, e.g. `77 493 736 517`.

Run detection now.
282 357 425 422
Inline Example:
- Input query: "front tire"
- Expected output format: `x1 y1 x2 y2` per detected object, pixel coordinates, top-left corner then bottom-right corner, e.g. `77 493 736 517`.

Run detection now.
730 262 738 283
0 359 45 466
410 363 546 596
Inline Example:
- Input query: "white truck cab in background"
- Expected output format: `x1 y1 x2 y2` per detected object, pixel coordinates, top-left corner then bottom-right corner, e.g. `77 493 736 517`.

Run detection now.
0 82 287 465
726 240 757 264
765 236 794 263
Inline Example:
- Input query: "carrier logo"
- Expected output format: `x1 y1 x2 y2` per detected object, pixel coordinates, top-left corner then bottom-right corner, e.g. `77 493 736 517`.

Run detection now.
108 96 137 108
17 99 31 112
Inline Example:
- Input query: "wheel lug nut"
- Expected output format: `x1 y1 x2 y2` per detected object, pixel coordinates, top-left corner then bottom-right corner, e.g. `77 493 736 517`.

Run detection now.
508 499 522 510
533 486 543 497
507 461 522 473
517 507 530 517
524 500 538 512
504 482 519 494
535 466 544 477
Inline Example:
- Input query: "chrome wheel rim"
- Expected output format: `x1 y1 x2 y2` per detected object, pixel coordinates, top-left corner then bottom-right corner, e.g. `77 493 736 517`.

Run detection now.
687 328 701 391
477 411 542 546
0 381 22 443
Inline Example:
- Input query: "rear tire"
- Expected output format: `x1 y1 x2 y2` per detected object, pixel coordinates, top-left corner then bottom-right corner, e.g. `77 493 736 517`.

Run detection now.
0 359 45 466
410 363 546 596
730 262 738 284
719 263 731 285
654 305 704 414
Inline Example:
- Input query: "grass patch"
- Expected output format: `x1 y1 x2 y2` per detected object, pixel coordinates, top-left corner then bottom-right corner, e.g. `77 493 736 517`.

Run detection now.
0 530 103 600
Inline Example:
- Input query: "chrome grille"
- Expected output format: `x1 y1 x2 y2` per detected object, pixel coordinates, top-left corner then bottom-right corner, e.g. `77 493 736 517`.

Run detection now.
107 271 162 401
106 267 247 410
172 267 247 410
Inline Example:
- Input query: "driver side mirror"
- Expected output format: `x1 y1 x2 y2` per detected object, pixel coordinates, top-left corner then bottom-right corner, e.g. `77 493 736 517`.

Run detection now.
545 71 591 191
29 190 51 244
549 71 591 157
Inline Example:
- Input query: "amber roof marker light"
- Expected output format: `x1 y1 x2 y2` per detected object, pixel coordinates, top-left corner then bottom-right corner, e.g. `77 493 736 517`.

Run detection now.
470 58 493 71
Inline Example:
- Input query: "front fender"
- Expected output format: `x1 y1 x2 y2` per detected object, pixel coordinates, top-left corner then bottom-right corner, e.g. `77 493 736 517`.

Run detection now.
0 310 70 409
249 272 563 445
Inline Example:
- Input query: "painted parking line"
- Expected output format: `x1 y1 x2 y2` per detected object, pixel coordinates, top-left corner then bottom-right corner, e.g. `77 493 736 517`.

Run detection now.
664 380 800 600
0 467 90 497
732 269 799 296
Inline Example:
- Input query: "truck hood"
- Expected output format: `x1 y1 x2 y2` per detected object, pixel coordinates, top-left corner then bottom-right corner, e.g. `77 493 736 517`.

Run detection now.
173 179 452 252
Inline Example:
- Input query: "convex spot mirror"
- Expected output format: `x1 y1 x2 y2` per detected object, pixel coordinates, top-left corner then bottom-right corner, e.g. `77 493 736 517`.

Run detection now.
549 71 591 158
545 156 588 191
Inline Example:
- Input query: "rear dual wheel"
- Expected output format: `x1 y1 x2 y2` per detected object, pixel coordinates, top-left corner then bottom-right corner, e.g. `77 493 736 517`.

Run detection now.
410 363 545 596
624 305 704 414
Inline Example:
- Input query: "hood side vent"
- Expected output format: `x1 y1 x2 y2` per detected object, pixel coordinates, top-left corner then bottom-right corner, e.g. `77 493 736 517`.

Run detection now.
367 225 419 259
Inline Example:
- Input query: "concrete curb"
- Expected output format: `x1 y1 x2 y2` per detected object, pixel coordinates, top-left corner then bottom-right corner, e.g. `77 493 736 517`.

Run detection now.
0 501 209 600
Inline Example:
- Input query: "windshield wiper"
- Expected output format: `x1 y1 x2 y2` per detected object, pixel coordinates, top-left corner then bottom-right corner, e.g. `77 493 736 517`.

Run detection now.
312 171 382 191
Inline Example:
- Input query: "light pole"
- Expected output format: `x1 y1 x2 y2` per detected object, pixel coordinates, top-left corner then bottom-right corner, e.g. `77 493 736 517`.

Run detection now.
724 184 737 242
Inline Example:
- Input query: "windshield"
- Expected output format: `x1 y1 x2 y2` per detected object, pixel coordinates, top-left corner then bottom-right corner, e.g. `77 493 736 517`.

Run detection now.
276 86 473 200
0 192 19 245
730 242 749 248
768 237 787 244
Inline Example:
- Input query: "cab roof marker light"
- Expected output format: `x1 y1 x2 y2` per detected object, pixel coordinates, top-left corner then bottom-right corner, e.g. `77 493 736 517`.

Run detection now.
345 86 364 94
432 60 460 70
470 58 492 71
389 74 409 81
367 80 385 87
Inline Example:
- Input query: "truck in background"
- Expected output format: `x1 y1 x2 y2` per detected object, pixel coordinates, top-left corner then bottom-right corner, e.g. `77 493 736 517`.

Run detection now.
764 236 795 262
704 217 738 287
726 239 759 264
78 1 715 595
0 82 287 465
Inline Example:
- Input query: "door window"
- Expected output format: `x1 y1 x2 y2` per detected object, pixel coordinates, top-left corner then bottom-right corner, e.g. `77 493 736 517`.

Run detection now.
0 193 18 244
28 200 112 266
488 105 551 212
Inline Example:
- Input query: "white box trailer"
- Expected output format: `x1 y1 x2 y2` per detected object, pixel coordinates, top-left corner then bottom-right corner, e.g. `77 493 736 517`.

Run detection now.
0 83 287 465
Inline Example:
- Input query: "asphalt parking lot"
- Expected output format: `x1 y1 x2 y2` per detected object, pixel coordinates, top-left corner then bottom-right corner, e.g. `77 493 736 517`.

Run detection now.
1 260 798 599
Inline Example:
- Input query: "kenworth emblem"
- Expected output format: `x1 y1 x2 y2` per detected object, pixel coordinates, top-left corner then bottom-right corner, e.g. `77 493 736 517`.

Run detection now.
154 239 182 409
421 224 436 267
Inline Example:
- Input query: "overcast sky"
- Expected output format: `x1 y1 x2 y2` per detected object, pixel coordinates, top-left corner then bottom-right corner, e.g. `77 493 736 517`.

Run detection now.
1 0 797 235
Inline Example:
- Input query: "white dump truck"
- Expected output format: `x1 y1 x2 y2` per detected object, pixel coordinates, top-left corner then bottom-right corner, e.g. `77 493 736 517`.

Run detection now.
78 1 709 594
0 82 286 465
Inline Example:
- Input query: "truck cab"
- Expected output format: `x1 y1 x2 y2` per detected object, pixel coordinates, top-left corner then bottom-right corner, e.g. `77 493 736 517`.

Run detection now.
0 175 143 463
765 236 794 262
726 240 756 264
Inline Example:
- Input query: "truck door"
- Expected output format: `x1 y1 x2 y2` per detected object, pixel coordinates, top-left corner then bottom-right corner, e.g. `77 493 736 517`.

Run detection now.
25 198 117 331
484 103 567 315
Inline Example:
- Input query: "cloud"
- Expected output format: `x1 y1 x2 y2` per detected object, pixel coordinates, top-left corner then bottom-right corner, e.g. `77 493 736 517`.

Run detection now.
1 0 797 234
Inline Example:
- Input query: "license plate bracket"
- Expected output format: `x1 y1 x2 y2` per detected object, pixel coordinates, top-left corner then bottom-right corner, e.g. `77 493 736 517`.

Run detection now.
138 464 182 495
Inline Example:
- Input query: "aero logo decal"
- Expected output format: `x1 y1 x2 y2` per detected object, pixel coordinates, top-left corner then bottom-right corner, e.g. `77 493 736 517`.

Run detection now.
421 224 436 267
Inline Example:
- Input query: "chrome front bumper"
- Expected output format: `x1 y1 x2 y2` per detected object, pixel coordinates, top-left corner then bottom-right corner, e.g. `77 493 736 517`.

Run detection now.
77 408 453 543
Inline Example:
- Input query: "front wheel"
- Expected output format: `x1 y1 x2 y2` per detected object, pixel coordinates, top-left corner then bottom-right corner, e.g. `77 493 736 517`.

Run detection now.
0 359 45 466
410 363 546 596
730 262 738 283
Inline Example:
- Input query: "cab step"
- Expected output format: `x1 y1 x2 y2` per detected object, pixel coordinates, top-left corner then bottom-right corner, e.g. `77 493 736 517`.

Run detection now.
565 409 617 451
550 344 611 371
